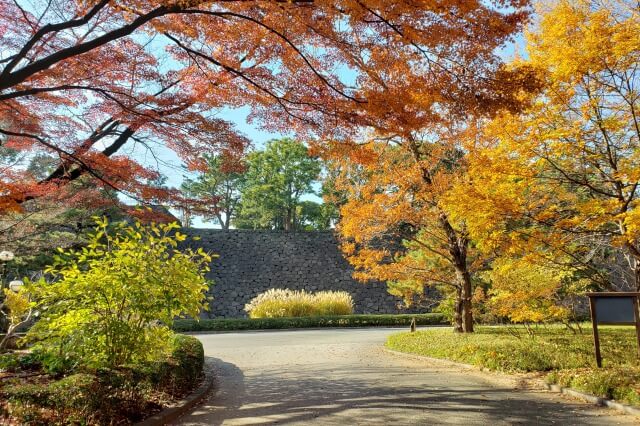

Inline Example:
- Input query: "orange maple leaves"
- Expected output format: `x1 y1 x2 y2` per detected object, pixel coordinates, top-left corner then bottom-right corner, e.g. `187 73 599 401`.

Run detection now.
1 0 532 215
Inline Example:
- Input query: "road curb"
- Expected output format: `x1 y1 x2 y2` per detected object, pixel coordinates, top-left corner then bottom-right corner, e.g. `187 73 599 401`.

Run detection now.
544 383 640 416
384 348 479 370
383 348 640 417
136 359 215 426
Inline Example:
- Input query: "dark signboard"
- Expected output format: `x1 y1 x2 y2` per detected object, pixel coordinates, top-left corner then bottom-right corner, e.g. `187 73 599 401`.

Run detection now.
593 296 636 324
587 292 640 367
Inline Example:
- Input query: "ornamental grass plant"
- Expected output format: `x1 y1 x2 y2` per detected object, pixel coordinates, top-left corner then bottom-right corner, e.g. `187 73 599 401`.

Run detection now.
244 289 353 318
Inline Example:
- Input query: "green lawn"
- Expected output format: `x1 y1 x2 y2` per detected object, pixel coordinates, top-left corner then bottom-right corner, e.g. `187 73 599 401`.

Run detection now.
386 326 640 406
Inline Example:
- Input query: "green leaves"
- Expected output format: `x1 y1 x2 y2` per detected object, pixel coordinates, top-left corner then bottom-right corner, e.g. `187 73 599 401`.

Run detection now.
234 138 325 231
180 153 246 229
26 219 212 369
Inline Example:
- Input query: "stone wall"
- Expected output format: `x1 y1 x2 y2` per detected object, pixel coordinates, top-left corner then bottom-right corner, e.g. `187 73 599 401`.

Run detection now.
183 229 416 318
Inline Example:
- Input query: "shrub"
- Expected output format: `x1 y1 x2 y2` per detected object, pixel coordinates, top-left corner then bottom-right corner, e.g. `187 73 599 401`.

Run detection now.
313 291 355 315
173 313 448 331
0 287 34 352
2 335 204 425
148 334 205 395
24 218 212 369
0 353 20 372
3 371 154 424
244 289 353 318
0 352 41 373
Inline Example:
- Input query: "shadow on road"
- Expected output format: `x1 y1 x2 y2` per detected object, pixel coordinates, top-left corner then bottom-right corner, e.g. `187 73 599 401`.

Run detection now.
181 357 602 425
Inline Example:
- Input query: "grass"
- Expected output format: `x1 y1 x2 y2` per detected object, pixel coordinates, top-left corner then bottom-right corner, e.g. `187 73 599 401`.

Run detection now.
386 325 640 406
173 313 447 332
244 289 354 318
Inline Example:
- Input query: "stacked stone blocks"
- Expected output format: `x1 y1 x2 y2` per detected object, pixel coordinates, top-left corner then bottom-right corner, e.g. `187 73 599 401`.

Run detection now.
183 229 415 318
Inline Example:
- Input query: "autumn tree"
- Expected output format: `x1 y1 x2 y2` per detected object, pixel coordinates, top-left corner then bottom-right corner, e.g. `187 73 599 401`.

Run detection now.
0 145 126 273
311 1 537 332
180 153 247 229
328 128 483 332
1 0 532 220
2 0 537 330
480 256 587 326
234 138 323 231
449 0 640 293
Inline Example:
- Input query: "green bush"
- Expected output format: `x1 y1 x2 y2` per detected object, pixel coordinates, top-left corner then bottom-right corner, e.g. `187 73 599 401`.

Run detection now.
148 334 205 395
0 353 21 372
173 313 447 331
24 218 211 370
244 289 353 318
0 352 41 373
1 334 204 425
4 371 155 424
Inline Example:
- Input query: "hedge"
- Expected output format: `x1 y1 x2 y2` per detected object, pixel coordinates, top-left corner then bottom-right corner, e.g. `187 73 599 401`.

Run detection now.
173 313 447 332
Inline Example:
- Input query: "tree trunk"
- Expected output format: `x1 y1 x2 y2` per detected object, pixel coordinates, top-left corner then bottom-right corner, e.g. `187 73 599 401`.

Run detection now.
455 264 474 333
410 143 475 332
284 208 292 232
439 212 474 333
291 205 297 231
221 210 230 230
453 286 463 333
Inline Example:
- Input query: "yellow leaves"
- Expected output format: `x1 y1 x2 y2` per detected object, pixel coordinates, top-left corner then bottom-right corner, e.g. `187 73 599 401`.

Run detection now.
622 207 640 241
333 136 477 301
341 242 356 256
328 0 640 323
530 0 640 85
484 257 571 323
456 0 640 275
2 288 32 325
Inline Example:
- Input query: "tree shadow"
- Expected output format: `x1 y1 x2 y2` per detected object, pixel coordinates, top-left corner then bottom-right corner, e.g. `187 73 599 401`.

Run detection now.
178 356 612 425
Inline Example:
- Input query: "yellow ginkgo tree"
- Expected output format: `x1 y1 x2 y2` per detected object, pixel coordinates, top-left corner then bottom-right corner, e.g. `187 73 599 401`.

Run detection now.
448 0 640 291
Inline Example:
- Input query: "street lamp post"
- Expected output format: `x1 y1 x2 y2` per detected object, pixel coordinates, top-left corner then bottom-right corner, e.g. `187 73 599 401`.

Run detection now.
8 280 23 293
0 250 14 262
0 250 14 286
0 250 16 337
0 250 22 292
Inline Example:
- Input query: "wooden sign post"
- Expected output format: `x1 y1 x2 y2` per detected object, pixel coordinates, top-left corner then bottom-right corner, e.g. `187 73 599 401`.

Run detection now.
586 292 640 368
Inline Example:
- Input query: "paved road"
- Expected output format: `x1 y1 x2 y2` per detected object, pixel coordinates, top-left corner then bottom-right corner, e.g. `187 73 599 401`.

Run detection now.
175 328 636 425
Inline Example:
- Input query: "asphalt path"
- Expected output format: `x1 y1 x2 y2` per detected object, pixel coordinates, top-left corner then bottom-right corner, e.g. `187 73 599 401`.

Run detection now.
174 327 636 425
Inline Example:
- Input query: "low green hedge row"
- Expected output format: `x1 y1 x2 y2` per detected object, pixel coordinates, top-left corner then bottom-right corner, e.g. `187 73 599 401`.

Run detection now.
173 313 447 332
1 334 204 425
